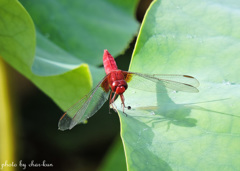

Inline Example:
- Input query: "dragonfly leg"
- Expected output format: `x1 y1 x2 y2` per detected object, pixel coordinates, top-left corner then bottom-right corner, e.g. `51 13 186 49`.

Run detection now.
120 94 127 117
109 91 113 114
111 102 118 113
110 92 117 104
110 93 118 112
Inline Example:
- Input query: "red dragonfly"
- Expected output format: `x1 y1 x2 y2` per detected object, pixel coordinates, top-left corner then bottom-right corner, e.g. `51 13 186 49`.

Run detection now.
58 50 199 130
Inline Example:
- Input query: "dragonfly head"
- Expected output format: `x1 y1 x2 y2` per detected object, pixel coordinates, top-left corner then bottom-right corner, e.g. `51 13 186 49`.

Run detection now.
112 80 128 95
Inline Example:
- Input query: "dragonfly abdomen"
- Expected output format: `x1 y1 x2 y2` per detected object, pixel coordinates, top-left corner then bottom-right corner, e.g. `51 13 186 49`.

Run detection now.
103 49 118 75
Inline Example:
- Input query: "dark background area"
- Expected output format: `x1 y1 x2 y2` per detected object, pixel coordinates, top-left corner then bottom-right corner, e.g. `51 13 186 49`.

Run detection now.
7 0 152 170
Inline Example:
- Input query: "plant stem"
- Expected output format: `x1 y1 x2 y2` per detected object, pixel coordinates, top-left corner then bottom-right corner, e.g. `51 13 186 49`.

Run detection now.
0 58 15 171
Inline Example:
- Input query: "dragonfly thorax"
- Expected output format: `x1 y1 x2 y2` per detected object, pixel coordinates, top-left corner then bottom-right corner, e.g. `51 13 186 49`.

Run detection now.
111 80 128 95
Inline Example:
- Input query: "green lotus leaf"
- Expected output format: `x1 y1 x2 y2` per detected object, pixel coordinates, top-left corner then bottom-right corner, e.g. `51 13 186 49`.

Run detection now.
116 0 240 170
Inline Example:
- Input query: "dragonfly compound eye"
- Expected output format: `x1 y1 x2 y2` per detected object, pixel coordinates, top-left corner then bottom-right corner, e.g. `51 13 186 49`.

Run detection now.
112 81 120 91
119 80 128 89
116 86 126 95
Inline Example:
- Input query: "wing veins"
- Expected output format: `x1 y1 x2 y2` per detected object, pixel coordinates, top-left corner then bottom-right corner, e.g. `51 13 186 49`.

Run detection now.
72 74 110 120
124 71 199 93
59 74 110 130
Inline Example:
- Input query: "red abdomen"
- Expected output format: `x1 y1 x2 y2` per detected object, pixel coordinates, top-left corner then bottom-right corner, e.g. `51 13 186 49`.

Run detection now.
103 49 118 75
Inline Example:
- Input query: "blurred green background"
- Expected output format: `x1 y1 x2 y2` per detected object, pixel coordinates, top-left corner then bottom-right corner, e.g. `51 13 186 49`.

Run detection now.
0 0 152 171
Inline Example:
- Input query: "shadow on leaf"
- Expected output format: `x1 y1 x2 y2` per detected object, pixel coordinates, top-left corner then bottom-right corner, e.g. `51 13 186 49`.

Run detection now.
132 82 198 130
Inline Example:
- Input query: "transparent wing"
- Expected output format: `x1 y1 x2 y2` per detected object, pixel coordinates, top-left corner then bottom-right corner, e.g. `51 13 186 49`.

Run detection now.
123 71 199 93
58 75 110 131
